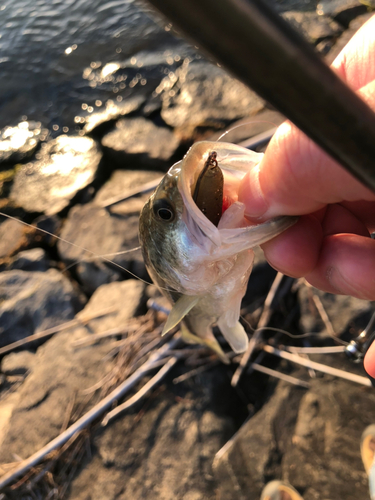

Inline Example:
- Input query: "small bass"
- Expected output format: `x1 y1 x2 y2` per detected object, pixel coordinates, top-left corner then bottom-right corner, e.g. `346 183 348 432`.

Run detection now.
139 141 297 361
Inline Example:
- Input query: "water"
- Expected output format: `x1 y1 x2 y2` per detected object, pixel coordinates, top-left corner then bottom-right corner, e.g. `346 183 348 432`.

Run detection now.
0 0 320 134
0 0 194 131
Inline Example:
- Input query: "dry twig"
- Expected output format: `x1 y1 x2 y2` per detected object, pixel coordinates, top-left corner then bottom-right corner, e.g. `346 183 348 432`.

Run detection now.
0 338 179 490
263 345 371 386
73 310 157 348
311 292 336 338
250 363 310 388
286 346 346 354
0 307 116 356
173 359 220 384
232 272 286 386
102 356 178 425
304 281 347 345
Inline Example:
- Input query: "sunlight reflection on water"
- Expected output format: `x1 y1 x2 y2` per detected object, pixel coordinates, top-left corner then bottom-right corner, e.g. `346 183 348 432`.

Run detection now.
0 0 193 129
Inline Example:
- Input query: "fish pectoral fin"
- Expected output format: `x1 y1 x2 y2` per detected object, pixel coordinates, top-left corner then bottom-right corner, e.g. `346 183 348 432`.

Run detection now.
162 295 200 336
217 317 248 353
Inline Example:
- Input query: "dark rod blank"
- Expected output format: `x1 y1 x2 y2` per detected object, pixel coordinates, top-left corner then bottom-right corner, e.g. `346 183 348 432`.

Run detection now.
146 0 375 192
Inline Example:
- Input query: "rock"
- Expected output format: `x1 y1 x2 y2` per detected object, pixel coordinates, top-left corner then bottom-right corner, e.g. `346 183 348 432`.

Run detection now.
316 38 335 56
83 95 146 135
280 365 372 500
214 362 375 500
79 55 188 126
0 326 112 464
57 202 145 294
317 0 367 27
1 350 36 375
33 214 63 247
282 11 343 44
347 11 375 34
0 165 18 197
214 383 298 500
77 280 145 333
317 0 362 16
94 169 162 208
10 247 49 272
268 0 317 13
325 12 374 63
101 117 181 170
0 121 49 165
10 135 102 215
57 171 161 295
207 109 285 146
0 391 20 451
0 269 83 347
160 61 264 135
0 215 62 263
0 218 28 259
0 279 143 465
69 366 244 500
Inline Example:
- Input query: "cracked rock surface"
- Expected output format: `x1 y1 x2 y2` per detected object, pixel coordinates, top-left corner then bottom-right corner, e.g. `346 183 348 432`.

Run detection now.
10 135 102 215
214 360 375 500
0 280 145 463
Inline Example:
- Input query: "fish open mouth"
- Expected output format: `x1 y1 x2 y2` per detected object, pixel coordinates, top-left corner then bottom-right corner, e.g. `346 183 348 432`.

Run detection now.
178 140 264 245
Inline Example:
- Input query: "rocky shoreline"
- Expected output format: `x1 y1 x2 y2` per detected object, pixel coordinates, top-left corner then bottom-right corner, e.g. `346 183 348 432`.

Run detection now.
0 4 374 499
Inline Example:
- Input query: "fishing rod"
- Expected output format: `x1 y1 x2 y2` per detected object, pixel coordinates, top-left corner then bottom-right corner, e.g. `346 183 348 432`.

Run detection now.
145 0 375 193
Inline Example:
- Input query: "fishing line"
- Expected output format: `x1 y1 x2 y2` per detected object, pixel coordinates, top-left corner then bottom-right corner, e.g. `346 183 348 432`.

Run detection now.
62 247 142 273
0 211 179 294
103 248 141 256
0 211 154 287
216 120 278 143
240 315 349 345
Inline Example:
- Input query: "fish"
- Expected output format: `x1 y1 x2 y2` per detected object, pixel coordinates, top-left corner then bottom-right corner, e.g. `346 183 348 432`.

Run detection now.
138 140 298 361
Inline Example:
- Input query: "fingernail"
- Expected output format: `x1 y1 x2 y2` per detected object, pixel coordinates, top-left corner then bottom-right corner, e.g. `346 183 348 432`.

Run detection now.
238 166 269 219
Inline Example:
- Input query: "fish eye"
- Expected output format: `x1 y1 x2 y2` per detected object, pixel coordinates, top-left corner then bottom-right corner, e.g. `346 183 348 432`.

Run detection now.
153 198 175 222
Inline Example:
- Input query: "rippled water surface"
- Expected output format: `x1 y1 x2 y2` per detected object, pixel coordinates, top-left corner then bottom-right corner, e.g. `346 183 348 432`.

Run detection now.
0 0 193 130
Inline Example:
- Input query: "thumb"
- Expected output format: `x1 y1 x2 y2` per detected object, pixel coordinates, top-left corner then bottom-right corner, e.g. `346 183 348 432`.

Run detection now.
238 120 375 220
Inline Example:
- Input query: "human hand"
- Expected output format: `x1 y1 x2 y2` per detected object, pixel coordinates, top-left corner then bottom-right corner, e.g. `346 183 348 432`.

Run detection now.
238 14 375 375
